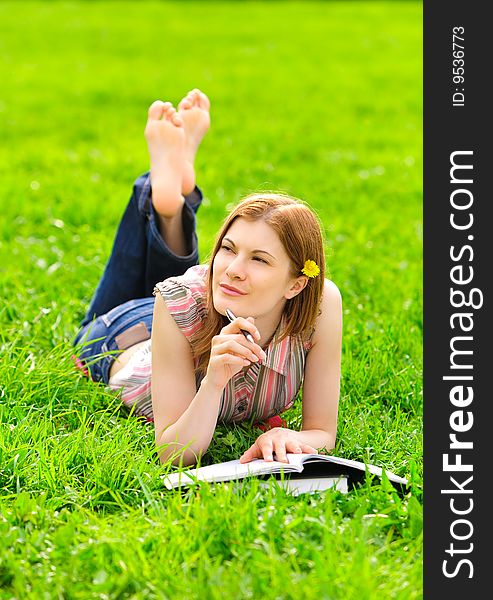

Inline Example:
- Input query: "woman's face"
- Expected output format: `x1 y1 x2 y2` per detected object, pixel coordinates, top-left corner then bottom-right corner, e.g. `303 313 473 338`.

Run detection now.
212 217 303 320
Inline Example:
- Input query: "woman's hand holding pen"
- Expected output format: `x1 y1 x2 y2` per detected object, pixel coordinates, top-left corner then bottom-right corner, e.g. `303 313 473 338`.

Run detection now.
205 315 267 390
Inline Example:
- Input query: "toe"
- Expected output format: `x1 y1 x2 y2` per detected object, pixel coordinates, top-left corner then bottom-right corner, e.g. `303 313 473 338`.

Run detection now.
148 100 169 120
179 99 192 111
171 112 183 127
179 91 195 110
192 90 201 106
163 104 177 120
198 91 210 110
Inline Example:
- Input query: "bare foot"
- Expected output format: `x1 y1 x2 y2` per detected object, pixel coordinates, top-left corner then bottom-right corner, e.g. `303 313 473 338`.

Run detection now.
144 100 186 218
178 89 211 196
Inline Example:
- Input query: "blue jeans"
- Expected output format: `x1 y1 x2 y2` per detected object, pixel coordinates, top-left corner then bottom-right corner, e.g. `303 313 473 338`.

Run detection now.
73 172 202 383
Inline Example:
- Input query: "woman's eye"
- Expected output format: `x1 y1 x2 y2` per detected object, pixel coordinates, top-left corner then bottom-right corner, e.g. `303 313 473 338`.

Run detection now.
221 245 233 252
253 257 267 264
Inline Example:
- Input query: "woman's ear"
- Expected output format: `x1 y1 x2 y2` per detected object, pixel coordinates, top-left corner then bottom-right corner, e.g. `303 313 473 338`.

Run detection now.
285 275 309 299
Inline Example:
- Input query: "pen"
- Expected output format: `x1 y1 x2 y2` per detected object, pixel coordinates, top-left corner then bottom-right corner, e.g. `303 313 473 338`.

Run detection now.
225 308 256 344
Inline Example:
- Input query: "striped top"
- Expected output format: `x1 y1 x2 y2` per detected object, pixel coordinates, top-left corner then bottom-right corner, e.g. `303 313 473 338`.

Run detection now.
108 265 313 424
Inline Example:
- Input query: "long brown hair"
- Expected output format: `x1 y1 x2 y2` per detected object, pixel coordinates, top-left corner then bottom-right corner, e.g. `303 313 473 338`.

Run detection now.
192 192 326 375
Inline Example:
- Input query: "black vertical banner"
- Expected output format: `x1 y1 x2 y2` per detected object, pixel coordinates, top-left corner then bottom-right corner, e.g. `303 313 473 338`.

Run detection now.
424 1 490 596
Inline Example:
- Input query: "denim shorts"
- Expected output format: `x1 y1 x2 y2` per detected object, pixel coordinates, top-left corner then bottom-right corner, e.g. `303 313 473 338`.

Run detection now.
73 297 155 384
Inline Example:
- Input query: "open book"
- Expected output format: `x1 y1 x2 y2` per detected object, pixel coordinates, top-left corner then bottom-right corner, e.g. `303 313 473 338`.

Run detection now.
163 453 409 495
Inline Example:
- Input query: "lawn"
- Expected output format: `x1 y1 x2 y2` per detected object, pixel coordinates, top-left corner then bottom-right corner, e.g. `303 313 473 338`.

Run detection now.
0 1 422 598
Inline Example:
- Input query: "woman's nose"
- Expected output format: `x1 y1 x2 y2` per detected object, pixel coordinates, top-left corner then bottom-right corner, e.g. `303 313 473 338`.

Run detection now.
225 255 246 280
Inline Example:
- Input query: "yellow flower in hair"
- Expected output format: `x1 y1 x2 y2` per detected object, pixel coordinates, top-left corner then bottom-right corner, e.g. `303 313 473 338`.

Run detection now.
301 259 320 278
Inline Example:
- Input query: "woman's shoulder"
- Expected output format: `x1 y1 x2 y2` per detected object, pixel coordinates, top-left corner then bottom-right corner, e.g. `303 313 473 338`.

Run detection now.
307 278 342 348
297 278 342 352
322 277 342 303
153 265 209 338
316 278 342 328
154 264 209 295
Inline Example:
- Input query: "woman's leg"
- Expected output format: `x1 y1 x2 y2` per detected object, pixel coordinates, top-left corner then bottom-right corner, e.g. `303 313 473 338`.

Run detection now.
74 297 155 383
73 91 211 381
79 90 210 327
79 173 201 327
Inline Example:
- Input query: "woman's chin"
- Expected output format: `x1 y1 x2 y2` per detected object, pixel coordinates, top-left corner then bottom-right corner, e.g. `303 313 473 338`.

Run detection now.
212 294 244 317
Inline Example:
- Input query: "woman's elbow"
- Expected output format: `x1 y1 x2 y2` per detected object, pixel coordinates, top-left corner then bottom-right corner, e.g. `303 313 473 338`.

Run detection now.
323 430 337 452
156 441 202 468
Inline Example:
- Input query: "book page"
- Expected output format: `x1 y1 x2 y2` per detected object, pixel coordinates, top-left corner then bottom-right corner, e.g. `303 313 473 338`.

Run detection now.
163 456 301 489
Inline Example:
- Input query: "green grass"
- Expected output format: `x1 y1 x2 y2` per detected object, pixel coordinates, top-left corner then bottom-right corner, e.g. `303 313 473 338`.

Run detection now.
0 1 422 598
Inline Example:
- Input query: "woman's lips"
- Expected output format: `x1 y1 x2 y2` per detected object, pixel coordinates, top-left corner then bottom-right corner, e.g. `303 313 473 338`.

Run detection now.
219 284 247 296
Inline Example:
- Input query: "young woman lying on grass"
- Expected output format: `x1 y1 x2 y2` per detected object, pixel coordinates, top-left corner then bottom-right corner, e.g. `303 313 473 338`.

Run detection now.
74 89 342 467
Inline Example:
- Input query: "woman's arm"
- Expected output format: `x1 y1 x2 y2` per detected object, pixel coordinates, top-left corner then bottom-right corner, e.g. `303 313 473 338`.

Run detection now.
298 277 342 450
240 278 342 463
151 293 219 466
151 294 265 466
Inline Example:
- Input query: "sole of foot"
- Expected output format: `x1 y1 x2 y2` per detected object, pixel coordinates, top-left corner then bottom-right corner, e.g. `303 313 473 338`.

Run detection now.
144 101 186 218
